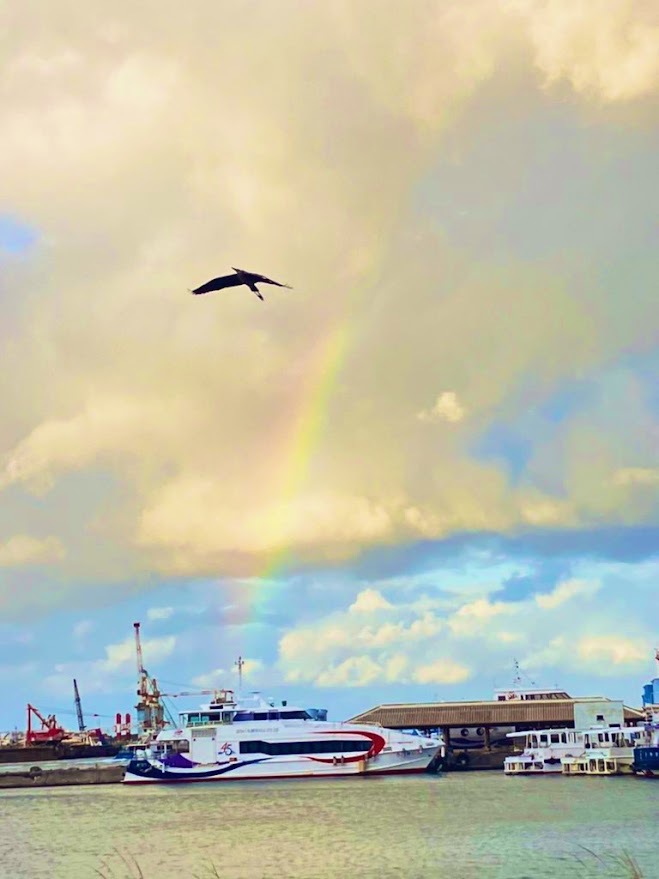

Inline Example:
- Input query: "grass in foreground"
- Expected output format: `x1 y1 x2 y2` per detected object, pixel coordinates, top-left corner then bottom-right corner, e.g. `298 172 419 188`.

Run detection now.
94 847 645 878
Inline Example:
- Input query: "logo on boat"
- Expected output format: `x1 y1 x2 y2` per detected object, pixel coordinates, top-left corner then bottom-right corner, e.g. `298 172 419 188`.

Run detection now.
219 742 234 756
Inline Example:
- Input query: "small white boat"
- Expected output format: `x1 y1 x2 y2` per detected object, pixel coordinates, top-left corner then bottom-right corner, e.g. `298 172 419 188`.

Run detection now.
505 725 649 776
123 690 443 784
504 728 585 775
562 727 648 776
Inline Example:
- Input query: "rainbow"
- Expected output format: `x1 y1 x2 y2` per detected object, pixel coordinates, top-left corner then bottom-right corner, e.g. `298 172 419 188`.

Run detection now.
261 318 352 579
217 317 353 646
230 257 380 659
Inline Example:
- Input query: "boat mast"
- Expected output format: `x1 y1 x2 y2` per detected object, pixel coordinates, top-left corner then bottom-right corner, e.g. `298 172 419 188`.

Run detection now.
235 655 245 693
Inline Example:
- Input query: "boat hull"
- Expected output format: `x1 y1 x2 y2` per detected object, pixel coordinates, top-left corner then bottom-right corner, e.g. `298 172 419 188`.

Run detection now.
123 749 436 784
562 751 635 776
632 747 659 776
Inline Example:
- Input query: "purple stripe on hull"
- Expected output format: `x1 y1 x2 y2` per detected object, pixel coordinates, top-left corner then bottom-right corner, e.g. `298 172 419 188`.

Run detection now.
124 765 427 784
125 757 268 782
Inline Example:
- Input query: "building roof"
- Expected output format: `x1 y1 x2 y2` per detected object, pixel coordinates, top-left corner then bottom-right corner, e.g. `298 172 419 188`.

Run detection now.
349 699 645 728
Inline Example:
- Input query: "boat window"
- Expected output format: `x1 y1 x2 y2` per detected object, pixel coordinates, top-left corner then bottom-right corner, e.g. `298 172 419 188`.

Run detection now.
239 739 372 756
254 713 269 721
233 712 254 722
550 734 560 744
280 710 311 720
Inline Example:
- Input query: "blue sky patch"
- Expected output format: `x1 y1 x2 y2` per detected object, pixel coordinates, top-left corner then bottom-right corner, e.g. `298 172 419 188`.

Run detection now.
0 215 38 254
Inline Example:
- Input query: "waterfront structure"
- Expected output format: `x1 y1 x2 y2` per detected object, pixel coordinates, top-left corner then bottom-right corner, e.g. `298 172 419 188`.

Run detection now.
123 690 442 784
350 696 643 753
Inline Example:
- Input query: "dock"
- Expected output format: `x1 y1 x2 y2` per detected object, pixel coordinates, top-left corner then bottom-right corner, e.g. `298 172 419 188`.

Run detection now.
0 762 124 789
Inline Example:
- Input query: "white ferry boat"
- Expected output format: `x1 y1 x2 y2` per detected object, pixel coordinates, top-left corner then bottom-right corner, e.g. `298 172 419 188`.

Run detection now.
123 690 443 784
505 724 648 777
562 727 648 777
504 728 585 775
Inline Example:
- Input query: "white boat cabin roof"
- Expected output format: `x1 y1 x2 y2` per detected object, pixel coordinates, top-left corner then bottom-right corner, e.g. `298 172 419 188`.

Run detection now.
507 724 642 740
494 687 571 701
173 690 313 731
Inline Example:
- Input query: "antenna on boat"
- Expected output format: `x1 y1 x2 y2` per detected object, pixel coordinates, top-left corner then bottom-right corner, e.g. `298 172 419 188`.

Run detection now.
513 658 522 688
513 658 536 689
235 655 245 693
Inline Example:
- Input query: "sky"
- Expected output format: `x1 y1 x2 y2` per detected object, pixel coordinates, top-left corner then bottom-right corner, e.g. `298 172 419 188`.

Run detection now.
0 0 658 731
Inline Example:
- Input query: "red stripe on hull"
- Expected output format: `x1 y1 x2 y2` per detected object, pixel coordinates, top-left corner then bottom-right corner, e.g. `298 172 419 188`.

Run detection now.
123 766 427 785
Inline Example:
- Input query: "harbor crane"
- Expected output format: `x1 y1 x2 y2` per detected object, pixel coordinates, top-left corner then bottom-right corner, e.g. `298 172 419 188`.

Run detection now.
73 678 85 732
25 704 66 745
133 622 172 736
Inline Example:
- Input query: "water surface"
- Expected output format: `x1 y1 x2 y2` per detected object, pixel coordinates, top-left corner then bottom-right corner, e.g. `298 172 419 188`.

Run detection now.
1 773 656 878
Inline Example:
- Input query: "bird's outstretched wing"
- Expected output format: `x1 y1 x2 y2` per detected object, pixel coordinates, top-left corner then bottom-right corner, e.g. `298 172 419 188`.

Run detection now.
191 274 244 295
250 272 292 288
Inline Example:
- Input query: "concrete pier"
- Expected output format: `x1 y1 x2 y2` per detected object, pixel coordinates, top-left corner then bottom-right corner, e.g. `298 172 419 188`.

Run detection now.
0 763 124 789
444 747 514 771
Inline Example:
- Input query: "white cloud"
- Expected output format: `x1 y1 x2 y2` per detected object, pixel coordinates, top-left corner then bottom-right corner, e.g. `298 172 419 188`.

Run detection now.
104 635 176 672
0 0 657 607
577 635 648 669
535 578 601 609
413 659 470 685
349 588 393 613
279 589 466 688
137 483 395 570
0 535 65 567
507 0 659 102
146 606 174 622
191 658 263 690
0 396 196 493
447 598 514 636
614 467 659 487
315 656 382 688
417 391 466 424
278 559 658 689
43 634 177 696
190 668 227 689
73 620 94 640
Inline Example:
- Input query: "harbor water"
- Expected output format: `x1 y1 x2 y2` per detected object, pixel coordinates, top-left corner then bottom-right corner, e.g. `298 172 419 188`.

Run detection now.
1 773 657 879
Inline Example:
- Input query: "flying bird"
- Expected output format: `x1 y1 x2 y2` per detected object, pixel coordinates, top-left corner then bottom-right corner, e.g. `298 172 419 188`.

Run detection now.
190 267 292 301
